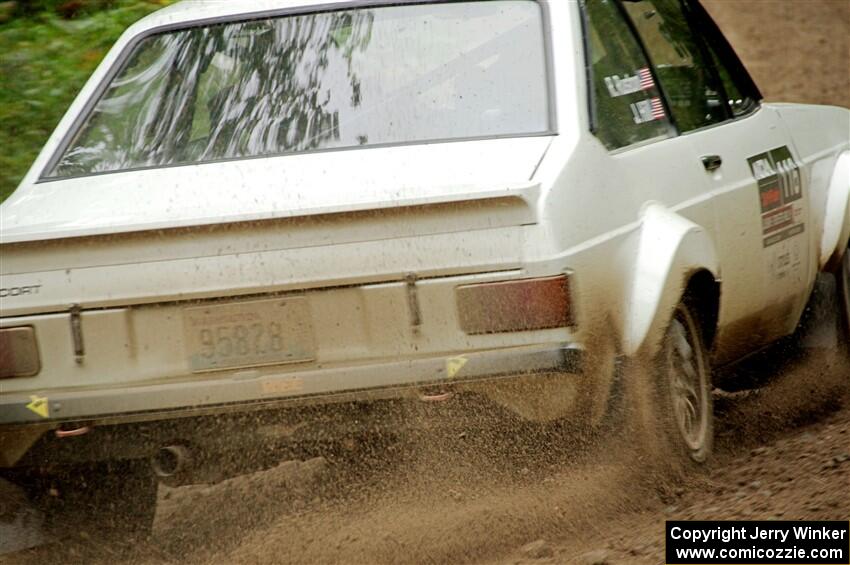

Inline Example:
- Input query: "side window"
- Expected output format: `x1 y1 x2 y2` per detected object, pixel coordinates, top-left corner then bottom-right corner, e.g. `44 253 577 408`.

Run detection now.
689 0 761 117
621 0 728 132
583 0 673 150
704 44 756 117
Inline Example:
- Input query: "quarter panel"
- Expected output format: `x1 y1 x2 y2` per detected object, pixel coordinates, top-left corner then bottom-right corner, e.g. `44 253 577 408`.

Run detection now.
623 203 719 357
772 103 850 269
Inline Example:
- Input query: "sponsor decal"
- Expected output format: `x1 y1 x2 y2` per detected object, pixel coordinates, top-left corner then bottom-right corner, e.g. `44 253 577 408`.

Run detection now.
761 204 794 234
768 237 803 282
764 224 805 248
747 146 804 247
604 67 655 97
630 97 666 124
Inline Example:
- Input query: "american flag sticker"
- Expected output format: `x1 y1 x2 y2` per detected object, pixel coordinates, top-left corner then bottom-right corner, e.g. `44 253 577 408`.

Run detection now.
630 97 666 124
637 67 655 90
604 68 656 97
650 97 665 119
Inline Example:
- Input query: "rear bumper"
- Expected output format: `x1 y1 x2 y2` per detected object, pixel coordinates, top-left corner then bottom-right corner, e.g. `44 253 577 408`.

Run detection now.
0 343 582 427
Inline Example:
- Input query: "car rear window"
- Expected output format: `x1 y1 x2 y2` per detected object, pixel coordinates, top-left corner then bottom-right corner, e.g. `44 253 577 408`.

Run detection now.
46 1 550 179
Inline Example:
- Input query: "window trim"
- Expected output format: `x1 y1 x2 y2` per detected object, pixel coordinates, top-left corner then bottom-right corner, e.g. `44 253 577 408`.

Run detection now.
579 0 678 152
614 0 681 135
685 0 762 119
582 0 765 152
613 0 761 141
679 0 735 123
38 0 558 183
577 0 599 136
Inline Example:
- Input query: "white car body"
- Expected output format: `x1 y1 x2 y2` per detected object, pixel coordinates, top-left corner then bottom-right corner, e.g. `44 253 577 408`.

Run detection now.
1 0 848 469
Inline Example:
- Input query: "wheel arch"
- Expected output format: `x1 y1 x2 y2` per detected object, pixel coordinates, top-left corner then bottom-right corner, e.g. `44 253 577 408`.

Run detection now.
622 202 720 358
820 150 850 272
682 268 721 350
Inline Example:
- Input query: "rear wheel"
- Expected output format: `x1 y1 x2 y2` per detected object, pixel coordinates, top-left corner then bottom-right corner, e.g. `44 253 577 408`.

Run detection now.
838 245 850 355
624 302 714 468
644 301 714 467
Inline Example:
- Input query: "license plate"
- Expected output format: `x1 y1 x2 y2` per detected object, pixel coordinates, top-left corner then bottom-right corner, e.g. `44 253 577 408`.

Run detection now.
183 297 315 373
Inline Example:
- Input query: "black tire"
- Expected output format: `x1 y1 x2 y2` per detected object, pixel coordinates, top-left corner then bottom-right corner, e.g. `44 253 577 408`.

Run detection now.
623 301 714 473
837 244 850 356
28 459 157 537
650 301 714 466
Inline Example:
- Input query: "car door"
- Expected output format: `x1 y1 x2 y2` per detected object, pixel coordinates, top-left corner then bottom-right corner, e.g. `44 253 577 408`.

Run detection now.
619 0 811 365
579 0 717 255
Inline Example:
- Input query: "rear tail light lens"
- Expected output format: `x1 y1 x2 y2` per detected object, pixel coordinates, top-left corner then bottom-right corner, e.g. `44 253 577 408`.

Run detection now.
455 274 573 334
0 326 40 378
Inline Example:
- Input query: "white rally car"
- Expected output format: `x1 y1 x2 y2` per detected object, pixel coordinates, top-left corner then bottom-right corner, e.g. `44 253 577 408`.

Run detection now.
1 0 849 530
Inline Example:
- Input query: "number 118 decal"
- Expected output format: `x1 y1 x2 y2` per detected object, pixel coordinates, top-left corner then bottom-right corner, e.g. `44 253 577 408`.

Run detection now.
747 146 804 247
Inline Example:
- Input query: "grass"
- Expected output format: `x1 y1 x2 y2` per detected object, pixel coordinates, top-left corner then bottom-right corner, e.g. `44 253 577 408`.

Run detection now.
0 1 172 202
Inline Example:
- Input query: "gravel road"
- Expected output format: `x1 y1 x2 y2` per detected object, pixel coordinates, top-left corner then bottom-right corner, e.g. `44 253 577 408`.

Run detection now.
2 348 846 564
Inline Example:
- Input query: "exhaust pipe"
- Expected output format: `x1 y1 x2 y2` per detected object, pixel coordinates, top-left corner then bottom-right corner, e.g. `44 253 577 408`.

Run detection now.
151 445 192 481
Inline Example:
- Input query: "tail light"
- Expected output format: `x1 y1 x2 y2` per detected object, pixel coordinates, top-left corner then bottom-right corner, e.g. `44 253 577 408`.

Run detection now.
0 326 40 378
455 274 573 335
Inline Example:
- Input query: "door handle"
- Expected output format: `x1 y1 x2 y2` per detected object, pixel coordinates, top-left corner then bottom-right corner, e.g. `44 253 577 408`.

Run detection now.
701 154 722 171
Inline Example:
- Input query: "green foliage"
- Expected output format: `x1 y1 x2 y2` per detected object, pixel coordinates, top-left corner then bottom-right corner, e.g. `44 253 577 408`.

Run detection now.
9 0 120 19
0 0 171 202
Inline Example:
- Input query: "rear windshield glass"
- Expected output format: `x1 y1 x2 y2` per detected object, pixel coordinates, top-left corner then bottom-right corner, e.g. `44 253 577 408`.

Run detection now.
47 1 549 179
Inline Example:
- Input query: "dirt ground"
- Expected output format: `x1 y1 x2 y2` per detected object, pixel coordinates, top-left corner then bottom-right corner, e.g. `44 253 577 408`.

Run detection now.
2 2 849 564
1 348 847 564
702 0 850 109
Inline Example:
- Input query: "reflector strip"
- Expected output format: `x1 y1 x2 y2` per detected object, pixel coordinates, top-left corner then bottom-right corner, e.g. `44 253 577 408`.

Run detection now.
0 326 40 378
456 275 572 334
